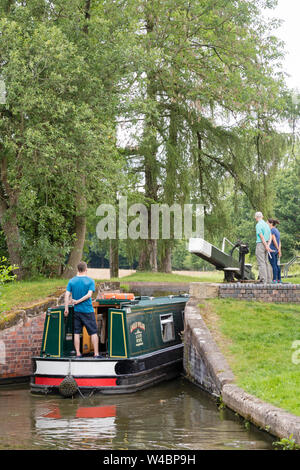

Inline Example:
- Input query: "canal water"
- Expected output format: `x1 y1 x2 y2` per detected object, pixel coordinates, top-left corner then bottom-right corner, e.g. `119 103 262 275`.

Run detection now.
0 378 274 450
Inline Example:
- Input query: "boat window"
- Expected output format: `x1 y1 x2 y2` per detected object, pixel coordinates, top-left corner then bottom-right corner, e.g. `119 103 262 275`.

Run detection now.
160 314 175 342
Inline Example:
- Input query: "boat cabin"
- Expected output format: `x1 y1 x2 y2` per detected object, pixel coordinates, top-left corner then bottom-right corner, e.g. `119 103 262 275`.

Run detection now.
40 294 188 360
31 293 189 396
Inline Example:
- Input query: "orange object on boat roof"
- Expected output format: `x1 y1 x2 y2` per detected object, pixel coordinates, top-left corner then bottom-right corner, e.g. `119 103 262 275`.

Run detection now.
97 292 135 300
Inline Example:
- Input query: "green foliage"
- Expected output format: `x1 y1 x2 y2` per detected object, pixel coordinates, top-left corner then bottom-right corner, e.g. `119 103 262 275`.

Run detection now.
274 157 300 260
112 0 290 271
0 231 8 259
217 396 226 411
0 256 17 310
0 0 296 276
0 0 129 275
219 155 300 263
273 435 300 451
0 256 17 284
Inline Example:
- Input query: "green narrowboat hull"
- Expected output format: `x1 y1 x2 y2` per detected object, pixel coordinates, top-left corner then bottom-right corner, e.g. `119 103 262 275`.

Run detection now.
30 294 188 396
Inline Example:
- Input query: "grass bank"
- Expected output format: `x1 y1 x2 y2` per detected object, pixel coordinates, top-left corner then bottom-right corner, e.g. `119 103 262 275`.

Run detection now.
202 298 300 416
0 278 67 313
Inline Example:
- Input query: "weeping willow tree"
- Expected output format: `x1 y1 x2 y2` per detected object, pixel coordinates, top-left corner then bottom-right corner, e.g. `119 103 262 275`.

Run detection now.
0 0 291 277
189 113 288 214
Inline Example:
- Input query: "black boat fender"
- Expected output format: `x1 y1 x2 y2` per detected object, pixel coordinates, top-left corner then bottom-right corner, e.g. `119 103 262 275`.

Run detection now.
59 374 78 398
58 360 78 398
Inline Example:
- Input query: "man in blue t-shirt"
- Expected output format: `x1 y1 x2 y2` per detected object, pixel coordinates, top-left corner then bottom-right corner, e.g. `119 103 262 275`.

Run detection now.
64 261 100 357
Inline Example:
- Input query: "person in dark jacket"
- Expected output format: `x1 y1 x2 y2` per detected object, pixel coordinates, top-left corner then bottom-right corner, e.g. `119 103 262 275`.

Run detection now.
267 218 282 283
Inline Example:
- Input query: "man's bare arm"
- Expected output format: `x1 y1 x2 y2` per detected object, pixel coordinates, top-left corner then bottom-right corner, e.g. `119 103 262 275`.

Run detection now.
72 290 93 305
65 291 71 316
272 233 279 251
259 233 272 252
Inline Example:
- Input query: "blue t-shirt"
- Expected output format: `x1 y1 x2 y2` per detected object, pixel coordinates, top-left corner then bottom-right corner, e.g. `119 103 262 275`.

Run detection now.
66 276 95 313
270 227 280 254
256 220 271 243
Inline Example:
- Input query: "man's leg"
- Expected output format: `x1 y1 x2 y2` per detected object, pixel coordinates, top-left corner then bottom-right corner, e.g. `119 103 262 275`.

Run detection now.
266 251 273 283
74 333 81 356
91 333 99 356
268 252 277 281
81 313 100 357
256 243 267 282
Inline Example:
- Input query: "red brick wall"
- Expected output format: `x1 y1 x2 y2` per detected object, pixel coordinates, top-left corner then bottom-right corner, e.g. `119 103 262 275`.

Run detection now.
0 282 119 383
0 313 45 381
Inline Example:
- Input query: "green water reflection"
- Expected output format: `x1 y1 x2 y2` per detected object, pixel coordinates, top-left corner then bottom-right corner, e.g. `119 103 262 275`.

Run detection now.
0 378 274 450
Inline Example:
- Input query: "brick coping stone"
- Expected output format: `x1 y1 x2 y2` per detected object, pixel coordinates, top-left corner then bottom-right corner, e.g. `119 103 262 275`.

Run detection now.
220 282 300 289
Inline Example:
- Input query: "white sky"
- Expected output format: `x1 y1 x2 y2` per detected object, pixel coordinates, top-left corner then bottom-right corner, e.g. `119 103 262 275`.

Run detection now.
265 0 300 90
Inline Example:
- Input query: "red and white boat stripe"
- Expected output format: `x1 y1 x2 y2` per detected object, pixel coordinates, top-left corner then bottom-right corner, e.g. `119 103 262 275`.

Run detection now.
35 377 117 387
34 359 118 388
35 359 117 376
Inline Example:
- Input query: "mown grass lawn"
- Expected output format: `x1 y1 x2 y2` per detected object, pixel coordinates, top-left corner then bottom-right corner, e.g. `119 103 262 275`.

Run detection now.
286 276 300 284
115 270 223 283
204 298 300 416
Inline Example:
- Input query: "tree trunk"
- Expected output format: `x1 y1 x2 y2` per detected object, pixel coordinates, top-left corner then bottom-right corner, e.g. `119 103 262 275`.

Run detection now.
62 191 87 279
63 213 86 279
62 1 92 281
136 10 159 272
109 239 119 278
159 103 178 273
142 101 158 272
148 238 157 272
0 155 25 279
137 244 148 271
4 0 15 14
159 242 172 273
0 202 25 279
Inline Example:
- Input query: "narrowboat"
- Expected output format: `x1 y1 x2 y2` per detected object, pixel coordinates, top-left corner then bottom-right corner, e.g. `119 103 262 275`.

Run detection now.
30 293 189 397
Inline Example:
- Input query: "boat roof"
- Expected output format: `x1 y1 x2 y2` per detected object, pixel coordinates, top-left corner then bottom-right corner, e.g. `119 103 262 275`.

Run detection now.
95 294 189 308
128 295 188 308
